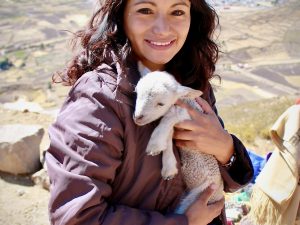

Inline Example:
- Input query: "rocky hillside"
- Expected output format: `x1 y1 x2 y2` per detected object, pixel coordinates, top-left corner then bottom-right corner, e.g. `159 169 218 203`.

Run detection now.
213 0 300 106
0 1 299 225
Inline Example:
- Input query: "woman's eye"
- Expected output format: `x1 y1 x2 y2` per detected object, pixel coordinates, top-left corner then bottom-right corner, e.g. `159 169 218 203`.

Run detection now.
137 8 153 15
157 102 165 106
172 10 185 16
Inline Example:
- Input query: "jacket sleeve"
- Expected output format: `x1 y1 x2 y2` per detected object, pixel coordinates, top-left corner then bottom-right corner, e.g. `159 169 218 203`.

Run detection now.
46 73 188 225
206 87 254 192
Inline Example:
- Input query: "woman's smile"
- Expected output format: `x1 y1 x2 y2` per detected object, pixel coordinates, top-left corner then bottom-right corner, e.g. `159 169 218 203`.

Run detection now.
124 0 191 71
145 39 176 50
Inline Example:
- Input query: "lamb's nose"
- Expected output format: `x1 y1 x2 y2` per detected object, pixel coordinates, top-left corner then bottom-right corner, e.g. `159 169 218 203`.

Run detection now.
134 115 144 121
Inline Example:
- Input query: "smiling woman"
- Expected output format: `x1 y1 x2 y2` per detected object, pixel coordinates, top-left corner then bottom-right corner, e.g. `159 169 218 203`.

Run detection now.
123 0 191 71
47 0 254 225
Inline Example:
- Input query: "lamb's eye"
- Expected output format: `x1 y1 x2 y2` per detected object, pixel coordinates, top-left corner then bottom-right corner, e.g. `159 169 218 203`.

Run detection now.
157 102 164 106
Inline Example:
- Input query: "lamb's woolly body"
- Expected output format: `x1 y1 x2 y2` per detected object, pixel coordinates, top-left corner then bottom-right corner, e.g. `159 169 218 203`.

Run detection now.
134 71 224 214
174 98 224 213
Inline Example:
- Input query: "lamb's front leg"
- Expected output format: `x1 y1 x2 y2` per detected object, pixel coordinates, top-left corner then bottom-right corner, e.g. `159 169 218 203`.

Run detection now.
161 129 178 180
146 106 182 156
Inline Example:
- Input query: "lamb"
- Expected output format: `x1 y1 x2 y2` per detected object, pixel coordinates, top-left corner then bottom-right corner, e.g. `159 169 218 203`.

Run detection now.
133 71 224 214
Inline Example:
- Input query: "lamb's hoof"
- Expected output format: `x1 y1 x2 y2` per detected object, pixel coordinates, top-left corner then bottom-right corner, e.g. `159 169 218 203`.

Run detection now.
147 151 162 156
163 175 176 180
146 144 166 156
162 167 178 180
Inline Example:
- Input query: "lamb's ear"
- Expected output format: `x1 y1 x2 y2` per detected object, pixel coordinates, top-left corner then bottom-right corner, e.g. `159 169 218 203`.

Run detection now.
176 86 203 99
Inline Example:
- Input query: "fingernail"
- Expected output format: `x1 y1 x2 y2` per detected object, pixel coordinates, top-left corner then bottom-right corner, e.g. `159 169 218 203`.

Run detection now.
210 183 217 190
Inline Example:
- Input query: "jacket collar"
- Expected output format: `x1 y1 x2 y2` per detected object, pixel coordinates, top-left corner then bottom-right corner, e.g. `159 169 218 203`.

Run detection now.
137 61 151 77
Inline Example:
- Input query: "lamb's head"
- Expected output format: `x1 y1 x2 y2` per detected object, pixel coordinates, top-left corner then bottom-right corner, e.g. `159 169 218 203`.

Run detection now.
133 71 202 126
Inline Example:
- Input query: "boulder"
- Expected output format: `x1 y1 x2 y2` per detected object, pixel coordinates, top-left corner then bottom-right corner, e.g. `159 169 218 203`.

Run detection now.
0 124 44 174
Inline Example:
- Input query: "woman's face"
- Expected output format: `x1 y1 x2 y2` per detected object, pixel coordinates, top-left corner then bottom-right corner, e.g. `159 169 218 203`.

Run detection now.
123 0 191 71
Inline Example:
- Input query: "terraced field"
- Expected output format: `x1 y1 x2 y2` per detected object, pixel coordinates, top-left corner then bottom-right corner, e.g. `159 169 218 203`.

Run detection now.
0 1 299 224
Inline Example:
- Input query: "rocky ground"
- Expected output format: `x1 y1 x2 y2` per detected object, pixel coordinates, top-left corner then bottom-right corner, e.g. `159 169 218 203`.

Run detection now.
212 0 300 106
0 0 299 224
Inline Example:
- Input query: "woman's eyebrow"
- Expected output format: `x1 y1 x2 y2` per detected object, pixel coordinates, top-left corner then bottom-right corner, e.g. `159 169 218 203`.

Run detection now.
133 1 156 6
171 2 190 8
133 1 189 7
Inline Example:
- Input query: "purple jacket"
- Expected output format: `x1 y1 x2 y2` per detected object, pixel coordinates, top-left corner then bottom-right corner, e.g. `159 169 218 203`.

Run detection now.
46 62 253 225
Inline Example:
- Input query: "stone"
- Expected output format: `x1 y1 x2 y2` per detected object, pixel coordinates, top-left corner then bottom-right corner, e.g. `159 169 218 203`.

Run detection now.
0 124 44 174
31 168 50 190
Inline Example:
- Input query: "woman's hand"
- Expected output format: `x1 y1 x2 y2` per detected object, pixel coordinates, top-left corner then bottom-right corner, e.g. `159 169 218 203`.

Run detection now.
185 184 225 225
173 97 234 165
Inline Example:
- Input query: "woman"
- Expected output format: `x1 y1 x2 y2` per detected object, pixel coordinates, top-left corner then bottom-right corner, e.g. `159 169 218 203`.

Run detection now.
46 0 253 224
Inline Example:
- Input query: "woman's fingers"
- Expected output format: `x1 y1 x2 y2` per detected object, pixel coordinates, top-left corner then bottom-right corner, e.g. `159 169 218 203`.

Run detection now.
173 129 195 140
208 198 225 215
195 97 214 114
176 97 214 114
185 184 224 225
175 99 191 109
174 98 230 159
200 185 224 215
176 98 216 125
176 100 204 120
199 184 218 204
174 120 200 131
174 140 197 150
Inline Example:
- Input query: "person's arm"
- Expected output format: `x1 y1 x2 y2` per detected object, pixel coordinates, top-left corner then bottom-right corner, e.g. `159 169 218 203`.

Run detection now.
208 87 254 192
46 72 187 225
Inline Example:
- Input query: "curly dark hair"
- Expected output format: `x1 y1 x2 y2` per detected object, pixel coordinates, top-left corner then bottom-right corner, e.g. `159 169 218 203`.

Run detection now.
53 0 219 93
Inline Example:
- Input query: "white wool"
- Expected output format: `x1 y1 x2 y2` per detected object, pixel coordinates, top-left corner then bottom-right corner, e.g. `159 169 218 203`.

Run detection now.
134 71 224 214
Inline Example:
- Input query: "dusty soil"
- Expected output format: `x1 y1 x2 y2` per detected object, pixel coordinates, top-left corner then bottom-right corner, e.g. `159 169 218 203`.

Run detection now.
0 108 54 225
0 0 299 224
0 172 50 225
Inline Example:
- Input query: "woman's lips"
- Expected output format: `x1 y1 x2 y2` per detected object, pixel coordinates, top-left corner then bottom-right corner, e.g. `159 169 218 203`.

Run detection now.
145 39 175 50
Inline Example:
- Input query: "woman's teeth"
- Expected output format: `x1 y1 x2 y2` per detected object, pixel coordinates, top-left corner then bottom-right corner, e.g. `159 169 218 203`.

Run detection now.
150 41 172 46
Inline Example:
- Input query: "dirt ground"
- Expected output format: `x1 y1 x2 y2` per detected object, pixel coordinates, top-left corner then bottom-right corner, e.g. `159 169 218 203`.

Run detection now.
0 108 53 225
0 0 299 224
0 172 50 225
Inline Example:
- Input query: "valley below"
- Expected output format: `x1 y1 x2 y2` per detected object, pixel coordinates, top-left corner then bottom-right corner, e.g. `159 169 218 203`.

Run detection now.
0 0 299 224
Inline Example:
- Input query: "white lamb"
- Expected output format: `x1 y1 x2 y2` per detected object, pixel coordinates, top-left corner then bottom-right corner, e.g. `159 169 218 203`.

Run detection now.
133 71 224 214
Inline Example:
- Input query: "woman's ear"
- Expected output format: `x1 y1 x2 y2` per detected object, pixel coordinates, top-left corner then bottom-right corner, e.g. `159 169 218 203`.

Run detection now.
176 86 203 99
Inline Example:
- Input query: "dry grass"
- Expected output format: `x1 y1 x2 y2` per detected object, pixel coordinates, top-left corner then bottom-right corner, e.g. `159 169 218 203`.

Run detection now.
219 95 296 144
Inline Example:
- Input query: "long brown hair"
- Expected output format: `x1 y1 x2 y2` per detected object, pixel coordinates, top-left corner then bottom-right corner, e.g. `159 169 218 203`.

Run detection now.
53 0 219 93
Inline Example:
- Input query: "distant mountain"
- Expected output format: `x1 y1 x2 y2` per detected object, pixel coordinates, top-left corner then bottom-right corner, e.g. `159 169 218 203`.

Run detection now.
207 0 286 7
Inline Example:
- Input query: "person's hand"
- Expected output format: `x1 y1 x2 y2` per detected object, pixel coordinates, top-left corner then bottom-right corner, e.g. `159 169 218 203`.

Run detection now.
173 97 234 164
185 184 225 225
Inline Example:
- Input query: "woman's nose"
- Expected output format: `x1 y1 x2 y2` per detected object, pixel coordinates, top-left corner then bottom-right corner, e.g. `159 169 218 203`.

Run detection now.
152 15 170 35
